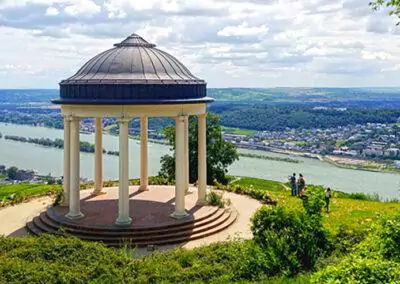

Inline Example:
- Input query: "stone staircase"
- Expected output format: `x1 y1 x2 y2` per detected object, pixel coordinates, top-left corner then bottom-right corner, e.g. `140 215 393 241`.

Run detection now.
26 206 237 247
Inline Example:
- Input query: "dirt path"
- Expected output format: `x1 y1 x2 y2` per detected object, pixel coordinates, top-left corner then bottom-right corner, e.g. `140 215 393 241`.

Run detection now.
0 197 52 236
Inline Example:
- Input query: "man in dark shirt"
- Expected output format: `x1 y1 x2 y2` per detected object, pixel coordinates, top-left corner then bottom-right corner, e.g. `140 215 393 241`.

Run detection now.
289 173 297 196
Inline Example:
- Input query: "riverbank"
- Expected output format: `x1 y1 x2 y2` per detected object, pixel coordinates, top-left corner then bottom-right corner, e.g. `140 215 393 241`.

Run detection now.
323 155 400 174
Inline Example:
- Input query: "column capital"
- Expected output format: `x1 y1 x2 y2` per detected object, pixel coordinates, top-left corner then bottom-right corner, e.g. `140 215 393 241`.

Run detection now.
176 115 188 122
117 117 131 124
198 113 207 118
63 115 78 122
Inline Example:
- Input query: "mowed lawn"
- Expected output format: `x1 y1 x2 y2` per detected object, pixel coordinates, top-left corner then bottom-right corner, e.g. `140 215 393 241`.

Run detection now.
0 183 61 200
231 177 400 234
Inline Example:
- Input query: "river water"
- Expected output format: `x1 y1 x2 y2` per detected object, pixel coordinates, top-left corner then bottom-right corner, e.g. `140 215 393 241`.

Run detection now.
0 123 399 199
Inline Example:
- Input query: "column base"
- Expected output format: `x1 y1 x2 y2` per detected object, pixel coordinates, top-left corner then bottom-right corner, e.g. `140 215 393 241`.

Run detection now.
60 196 69 207
65 212 84 220
91 190 106 196
115 217 132 226
138 185 150 192
170 211 189 219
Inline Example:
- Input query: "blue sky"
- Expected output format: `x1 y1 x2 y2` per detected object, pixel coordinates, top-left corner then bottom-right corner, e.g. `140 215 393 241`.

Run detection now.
0 0 399 88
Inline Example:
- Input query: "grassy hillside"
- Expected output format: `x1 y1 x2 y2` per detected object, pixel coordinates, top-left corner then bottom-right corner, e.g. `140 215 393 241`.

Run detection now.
230 177 400 234
0 183 61 206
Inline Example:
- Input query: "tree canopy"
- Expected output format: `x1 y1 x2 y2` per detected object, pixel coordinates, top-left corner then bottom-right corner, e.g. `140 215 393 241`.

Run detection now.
159 113 239 185
370 0 400 24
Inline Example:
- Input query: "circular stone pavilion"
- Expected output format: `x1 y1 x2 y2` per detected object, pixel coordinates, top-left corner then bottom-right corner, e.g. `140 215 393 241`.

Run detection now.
27 33 237 245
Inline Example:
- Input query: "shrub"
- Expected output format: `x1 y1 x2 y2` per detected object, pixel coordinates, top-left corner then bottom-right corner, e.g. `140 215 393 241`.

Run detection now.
311 256 400 283
251 206 330 275
302 186 325 216
379 213 400 261
332 225 369 255
206 191 228 208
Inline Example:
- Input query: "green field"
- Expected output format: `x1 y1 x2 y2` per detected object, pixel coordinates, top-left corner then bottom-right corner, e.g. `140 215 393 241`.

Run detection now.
222 127 257 135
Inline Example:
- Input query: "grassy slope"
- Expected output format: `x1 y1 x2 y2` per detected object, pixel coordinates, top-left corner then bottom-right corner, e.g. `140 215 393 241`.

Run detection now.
0 183 61 205
230 177 400 234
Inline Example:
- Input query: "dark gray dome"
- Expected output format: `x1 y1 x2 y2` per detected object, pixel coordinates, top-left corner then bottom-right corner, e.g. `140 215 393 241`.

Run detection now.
53 33 211 105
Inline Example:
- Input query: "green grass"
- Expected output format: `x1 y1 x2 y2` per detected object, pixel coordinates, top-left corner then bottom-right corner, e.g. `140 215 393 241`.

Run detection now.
0 183 61 206
223 127 257 136
229 177 400 234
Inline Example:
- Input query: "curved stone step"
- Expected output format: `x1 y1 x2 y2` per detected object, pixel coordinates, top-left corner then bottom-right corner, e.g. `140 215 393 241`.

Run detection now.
45 205 221 232
39 208 228 238
26 208 238 247
35 209 232 241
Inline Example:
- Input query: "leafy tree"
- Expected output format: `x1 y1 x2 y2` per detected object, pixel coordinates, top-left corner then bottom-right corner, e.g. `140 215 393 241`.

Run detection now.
6 166 18 180
370 0 400 24
159 113 239 184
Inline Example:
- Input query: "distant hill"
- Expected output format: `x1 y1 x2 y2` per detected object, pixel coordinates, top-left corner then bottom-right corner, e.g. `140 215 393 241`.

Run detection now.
208 87 400 105
1 88 400 106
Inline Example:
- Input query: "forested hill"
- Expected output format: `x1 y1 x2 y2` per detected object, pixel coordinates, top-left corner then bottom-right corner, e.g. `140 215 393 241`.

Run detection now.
1 88 400 131
209 104 400 131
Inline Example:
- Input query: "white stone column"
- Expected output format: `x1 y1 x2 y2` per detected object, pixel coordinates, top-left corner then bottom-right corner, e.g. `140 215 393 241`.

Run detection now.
184 115 190 193
139 116 149 192
171 115 188 219
66 117 84 220
61 116 71 206
93 118 103 195
116 118 132 226
197 113 207 205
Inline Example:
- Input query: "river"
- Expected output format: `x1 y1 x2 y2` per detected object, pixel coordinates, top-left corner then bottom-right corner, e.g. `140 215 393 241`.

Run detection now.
0 123 399 199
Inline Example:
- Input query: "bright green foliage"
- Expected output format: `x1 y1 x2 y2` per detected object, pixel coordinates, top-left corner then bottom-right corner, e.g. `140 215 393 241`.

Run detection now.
312 257 400 283
302 185 326 216
0 235 289 283
312 213 400 283
251 206 330 275
0 235 139 283
159 113 239 184
379 214 400 261
370 0 400 25
205 191 227 208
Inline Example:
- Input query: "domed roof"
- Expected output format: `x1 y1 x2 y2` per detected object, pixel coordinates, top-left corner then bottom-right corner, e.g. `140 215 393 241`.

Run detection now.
53 33 211 105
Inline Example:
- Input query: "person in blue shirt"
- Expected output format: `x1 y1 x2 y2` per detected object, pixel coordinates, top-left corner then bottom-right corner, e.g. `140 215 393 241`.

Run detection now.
289 173 297 196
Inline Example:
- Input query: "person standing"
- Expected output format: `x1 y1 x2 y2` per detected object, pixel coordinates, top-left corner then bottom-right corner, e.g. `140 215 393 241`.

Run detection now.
289 173 297 196
297 173 306 193
325 187 332 213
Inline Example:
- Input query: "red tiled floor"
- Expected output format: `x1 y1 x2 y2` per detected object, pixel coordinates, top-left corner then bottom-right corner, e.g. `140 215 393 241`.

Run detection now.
53 186 215 229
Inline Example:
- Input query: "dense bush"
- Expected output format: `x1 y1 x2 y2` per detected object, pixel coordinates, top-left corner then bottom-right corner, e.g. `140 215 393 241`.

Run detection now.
379 214 400 261
251 206 331 275
311 257 400 283
205 191 228 208
0 235 285 283
302 185 325 216
312 213 400 283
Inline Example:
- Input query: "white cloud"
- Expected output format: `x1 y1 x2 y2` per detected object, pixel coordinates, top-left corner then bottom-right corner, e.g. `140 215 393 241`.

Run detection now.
218 22 269 37
45 6 59 16
0 0 400 88
64 0 101 17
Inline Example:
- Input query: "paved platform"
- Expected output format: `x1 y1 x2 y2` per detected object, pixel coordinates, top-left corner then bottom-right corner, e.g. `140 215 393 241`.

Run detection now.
26 186 238 246
1 186 262 251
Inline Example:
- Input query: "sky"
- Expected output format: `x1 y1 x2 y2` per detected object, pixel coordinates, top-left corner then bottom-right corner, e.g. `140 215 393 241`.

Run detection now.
0 0 399 89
